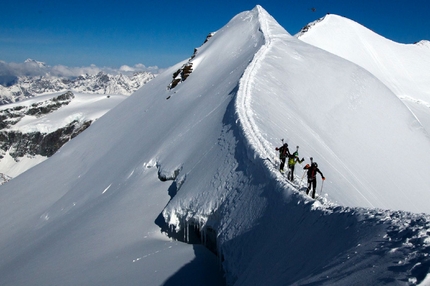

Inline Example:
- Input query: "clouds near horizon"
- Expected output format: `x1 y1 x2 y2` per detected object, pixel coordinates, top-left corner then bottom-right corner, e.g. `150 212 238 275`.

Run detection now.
0 59 160 85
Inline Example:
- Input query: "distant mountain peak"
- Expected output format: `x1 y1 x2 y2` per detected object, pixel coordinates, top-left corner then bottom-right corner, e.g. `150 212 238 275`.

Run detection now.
296 12 430 107
0 71 155 105
24 58 47 68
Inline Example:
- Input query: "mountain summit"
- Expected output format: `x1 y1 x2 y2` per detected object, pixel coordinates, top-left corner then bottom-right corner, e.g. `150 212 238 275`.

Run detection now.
0 6 429 285
297 14 430 138
297 14 430 104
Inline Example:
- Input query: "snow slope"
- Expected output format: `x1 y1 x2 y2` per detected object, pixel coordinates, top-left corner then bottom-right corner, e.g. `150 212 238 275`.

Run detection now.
238 12 430 214
0 6 429 286
297 14 430 133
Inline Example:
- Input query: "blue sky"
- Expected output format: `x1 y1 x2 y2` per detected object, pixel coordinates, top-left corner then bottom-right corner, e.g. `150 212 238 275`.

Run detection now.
1 0 429 70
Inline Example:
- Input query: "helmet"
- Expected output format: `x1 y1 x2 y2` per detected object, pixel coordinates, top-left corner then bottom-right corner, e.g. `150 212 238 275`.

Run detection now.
294 151 298 156
313 162 318 167
284 143 288 147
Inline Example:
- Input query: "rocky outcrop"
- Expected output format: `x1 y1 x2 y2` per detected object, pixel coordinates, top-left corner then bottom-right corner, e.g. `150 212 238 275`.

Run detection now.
295 15 326 37
0 91 74 129
168 63 194 89
0 91 91 161
167 33 214 90
0 120 91 159
0 173 11 185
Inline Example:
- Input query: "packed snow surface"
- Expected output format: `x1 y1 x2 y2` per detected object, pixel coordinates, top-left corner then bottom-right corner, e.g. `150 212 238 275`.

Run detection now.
0 5 429 286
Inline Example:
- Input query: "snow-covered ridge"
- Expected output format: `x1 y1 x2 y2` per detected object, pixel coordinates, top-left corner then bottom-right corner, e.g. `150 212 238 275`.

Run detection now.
236 8 430 214
236 5 290 162
297 13 430 144
226 7 430 284
297 14 430 108
163 5 430 284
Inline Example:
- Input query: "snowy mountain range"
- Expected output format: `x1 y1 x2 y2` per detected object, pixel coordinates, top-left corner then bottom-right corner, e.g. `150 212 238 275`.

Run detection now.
0 59 155 104
0 6 430 286
0 60 155 183
0 91 127 183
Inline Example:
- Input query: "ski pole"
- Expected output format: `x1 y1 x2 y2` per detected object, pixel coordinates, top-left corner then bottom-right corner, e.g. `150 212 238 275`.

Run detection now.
320 178 325 196
299 170 306 189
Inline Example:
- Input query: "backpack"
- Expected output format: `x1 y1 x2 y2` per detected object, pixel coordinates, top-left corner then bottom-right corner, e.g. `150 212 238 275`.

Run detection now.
279 144 289 159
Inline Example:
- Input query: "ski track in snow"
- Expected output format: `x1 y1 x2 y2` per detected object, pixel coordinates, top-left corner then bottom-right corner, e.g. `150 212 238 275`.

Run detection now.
236 7 283 174
237 8 383 209
236 6 323 199
234 7 430 284
401 96 430 109
237 7 428 213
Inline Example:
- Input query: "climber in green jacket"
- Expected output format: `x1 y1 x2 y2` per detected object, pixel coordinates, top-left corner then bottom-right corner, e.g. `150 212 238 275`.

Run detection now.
287 147 304 181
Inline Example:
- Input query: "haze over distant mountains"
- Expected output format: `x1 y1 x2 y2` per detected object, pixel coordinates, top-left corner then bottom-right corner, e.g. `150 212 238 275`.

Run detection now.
0 59 156 104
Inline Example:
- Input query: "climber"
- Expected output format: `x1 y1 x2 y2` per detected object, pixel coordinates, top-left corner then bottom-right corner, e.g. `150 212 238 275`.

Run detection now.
287 146 304 181
275 142 290 173
303 159 325 199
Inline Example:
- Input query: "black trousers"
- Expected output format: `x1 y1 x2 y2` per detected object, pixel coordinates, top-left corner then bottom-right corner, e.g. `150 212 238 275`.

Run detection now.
288 164 295 181
306 178 317 198
280 158 286 171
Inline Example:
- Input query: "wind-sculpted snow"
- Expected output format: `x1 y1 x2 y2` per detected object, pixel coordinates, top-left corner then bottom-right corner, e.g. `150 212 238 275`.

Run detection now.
0 5 429 286
297 14 430 104
297 14 430 135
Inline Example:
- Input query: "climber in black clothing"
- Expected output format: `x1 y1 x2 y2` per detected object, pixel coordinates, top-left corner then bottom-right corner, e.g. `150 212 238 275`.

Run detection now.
275 143 290 173
303 160 325 199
